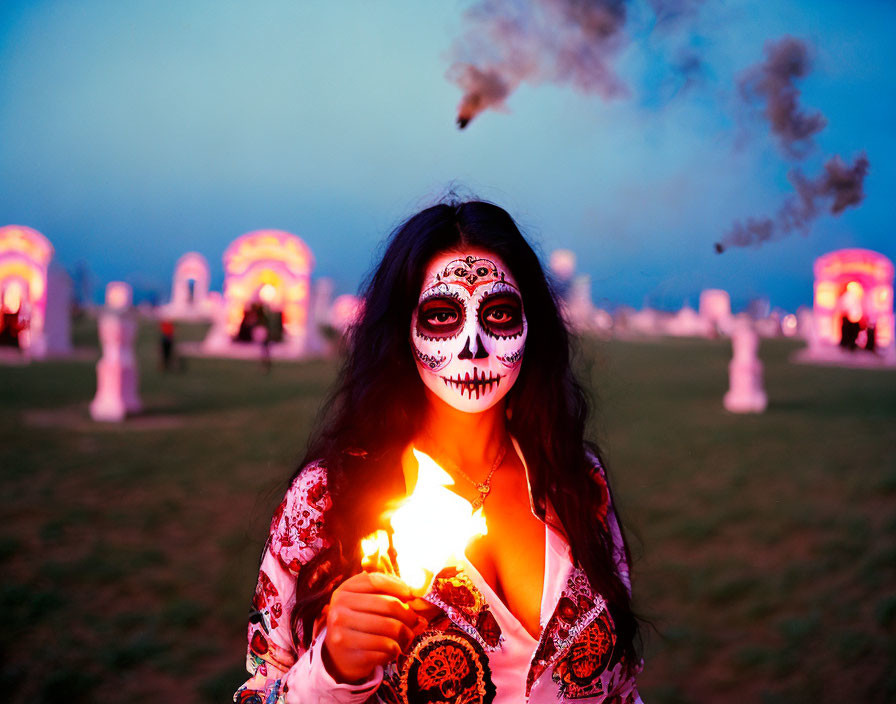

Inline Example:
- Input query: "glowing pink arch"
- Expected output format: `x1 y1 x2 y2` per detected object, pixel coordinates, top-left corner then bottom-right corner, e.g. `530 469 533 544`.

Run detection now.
222 229 314 339
813 248 894 347
0 225 54 348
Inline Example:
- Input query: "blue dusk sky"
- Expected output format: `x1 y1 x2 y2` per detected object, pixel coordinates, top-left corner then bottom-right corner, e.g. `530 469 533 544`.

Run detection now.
1 0 893 311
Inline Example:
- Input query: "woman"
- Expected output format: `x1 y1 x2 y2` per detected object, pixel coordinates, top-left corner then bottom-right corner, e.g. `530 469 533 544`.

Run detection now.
236 200 643 703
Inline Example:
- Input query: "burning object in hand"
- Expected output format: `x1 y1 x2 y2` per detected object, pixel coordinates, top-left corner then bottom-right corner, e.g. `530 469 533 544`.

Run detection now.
362 448 487 592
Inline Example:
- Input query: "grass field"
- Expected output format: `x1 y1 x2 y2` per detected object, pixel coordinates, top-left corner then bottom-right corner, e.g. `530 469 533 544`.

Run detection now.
1 318 894 703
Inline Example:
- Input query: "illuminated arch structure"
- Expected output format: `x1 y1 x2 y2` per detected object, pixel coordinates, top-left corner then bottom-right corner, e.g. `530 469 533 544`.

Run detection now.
202 229 315 356
159 251 217 320
813 249 894 358
0 225 55 357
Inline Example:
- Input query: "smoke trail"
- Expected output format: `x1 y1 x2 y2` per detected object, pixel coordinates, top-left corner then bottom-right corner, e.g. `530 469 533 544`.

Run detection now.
715 153 869 253
739 36 827 158
449 0 630 129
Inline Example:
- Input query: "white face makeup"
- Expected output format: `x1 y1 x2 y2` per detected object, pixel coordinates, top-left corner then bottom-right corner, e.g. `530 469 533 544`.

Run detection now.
411 250 527 413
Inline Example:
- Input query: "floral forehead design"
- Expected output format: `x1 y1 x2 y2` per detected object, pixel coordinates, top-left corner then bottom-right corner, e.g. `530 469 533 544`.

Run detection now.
428 255 511 296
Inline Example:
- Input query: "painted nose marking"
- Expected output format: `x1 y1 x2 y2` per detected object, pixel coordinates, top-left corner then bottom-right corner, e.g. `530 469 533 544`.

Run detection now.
458 334 489 360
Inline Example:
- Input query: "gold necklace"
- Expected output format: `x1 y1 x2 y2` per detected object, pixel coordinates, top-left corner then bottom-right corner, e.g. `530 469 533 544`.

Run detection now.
431 442 508 510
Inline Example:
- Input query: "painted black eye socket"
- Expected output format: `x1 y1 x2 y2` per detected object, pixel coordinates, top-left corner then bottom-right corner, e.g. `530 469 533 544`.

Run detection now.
476 266 490 277
415 296 465 339
479 294 524 338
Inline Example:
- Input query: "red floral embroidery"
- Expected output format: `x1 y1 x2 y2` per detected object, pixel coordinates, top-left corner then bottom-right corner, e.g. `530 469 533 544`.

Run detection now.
526 569 615 697
428 567 502 649
437 580 478 610
417 644 470 692
475 610 502 648
250 631 269 656
269 464 332 574
306 478 327 506
252 570 282 630
551 608 616 699
557 596 579 622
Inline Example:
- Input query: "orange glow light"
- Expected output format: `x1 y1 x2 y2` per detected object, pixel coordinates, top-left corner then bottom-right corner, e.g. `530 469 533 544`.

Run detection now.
2 280 24 313
872 286 892 311
0 262 43 301
815 282 838 310
845 281 864 297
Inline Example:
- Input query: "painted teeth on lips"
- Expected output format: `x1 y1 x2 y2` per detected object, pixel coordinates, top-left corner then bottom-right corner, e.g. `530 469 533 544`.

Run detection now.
439 368 503 400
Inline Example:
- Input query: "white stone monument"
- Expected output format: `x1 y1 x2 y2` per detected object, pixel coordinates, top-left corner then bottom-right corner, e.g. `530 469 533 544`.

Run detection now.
724 316 767 413
90 282 142 422
699 289 733 336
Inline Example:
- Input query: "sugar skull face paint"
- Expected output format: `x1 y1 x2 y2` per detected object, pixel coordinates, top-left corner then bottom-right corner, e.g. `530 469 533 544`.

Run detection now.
411 250 527 413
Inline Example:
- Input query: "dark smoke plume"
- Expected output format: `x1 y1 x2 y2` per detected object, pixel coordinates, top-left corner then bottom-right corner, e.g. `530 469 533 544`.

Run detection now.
715 153 869 253
739 36 827 158
449 0 630 129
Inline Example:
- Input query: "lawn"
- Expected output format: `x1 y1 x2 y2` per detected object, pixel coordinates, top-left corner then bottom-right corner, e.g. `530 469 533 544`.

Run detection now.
1 317 894 703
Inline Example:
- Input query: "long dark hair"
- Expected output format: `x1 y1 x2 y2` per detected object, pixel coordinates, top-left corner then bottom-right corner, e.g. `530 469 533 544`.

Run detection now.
288 199 640 665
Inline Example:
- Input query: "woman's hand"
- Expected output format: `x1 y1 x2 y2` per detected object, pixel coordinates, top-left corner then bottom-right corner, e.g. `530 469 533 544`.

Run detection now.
322 571 427 684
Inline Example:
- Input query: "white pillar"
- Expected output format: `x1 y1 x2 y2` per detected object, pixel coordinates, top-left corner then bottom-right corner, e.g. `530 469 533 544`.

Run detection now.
724 317 767 413
90 282 141 422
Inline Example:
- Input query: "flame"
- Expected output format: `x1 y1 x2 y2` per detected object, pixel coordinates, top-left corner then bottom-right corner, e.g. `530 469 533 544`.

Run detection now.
362 448 487 592
360 529 391 571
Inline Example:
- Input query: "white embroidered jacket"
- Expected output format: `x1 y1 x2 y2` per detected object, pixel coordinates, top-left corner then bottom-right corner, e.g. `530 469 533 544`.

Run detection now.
235 450 643 704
